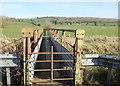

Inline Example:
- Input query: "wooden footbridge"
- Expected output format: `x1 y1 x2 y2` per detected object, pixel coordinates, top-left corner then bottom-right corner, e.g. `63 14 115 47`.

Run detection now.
0 28 120 85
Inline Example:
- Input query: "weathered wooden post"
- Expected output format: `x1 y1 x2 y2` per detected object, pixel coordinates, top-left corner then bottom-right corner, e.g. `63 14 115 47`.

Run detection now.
53 30 57 36
50 29 53 35
27 31 31 85
58 31 60 36
34 30 38 45
37 29 42 37
75 29 85 85
22 29 27 85
37 29 40 38
22 28 32 85
51 46 54 83
62 31 66 47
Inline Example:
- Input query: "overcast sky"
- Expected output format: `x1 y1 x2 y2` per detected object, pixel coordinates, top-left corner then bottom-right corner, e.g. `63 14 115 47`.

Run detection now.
0 0 119 18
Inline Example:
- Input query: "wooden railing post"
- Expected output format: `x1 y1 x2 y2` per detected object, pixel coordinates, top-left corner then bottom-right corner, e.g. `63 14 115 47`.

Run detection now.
34 30 38 45
38 29 41 37
22 31 27 85
27 32 31 85
58 31 60 36
75 29 85 85
62 31 66 47
22 29 32 85
54 30 57 36
51 46 54 83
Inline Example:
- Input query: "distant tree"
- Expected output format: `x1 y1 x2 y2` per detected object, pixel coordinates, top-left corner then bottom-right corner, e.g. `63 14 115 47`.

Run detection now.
1 16 7 28
86 22 89 25
93 21 97 26
38 24 41 26
103 24 106 26
54 20 57 25
70 22 72 25
18 19 20 22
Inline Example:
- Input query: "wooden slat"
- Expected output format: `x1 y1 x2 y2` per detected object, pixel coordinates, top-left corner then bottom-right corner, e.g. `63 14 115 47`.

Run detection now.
31 79 51 83
53 68 73 71
54 60 73 62
45 28 76 32
29 68 73 72
29 60 51 62
29 60 73 62
29 69 51 72
32 82 61 84
53 78 73 81
30 52 73 55
31 52 51 54
54 52 73 54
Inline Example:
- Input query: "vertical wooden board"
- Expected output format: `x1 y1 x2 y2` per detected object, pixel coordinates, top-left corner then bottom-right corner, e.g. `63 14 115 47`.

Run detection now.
34 30 38 44
22 36 26 85
75 29 85 85
22 29 32 85
27 37 31 84
38 29 41 37
62 31 66 47
51 46 54 83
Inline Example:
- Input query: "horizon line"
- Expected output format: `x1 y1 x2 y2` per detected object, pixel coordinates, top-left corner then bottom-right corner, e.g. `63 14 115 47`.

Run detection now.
1 15 118 19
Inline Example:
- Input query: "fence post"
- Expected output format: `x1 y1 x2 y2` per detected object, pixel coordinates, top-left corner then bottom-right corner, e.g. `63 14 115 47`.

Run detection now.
54 30 57 36
75 29 85 85
62 31 66 47
26 32 31 85
38 29 42 37
22 29 32 85
34 30 38 45
51 46 54 83
22 31 27 85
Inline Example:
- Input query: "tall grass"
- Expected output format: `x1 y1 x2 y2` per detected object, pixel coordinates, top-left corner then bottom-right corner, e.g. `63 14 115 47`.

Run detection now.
0 36 22 53
83 36 119 55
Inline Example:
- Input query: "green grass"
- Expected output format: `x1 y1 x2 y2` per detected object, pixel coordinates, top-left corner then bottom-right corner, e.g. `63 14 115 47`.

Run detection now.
0 21 118 37
1 21 40 38
50 23 118 36
81 26 118 36
0 28 3 38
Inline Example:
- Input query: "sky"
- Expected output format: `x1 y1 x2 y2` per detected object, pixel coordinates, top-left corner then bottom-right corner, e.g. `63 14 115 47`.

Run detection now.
0 0 119 2
0 1 119 18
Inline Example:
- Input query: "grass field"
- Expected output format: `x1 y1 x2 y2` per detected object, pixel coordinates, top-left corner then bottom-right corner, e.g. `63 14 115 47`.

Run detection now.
51 23 118 36
0 28 2 38
1 21 39 37
0 21 118 38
